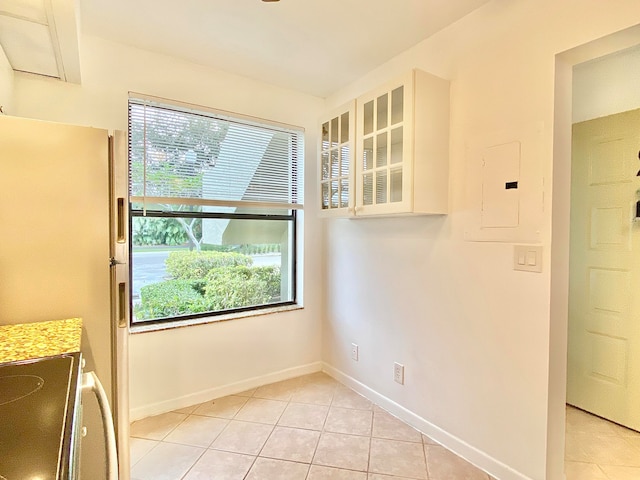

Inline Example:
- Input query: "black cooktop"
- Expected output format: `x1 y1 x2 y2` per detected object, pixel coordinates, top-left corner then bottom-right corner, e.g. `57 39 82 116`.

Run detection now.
0 353 82 480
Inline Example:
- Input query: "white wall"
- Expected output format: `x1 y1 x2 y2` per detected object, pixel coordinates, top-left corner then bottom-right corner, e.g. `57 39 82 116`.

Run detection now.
0 45 13 114
322 2 640 480
573 43 640 122
11 35 325 418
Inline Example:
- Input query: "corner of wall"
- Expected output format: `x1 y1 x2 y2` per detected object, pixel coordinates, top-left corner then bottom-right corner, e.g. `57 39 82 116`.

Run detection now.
0 45 14 115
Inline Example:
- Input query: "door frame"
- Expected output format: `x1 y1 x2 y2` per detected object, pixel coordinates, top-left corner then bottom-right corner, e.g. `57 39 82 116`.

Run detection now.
549 23 640 480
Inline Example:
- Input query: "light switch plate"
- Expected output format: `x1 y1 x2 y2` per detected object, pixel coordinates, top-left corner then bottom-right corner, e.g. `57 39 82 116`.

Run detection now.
513 245 542 272
351 343 359 361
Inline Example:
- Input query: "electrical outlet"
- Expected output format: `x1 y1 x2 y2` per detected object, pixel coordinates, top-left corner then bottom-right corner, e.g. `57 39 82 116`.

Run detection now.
394 362 404 384
351 343 359 361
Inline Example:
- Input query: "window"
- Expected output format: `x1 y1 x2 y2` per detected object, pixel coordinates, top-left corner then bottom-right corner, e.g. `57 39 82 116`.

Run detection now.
128 95 304 326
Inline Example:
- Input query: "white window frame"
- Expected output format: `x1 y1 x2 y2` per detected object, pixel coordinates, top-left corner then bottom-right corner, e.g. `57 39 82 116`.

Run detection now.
127 94 304 328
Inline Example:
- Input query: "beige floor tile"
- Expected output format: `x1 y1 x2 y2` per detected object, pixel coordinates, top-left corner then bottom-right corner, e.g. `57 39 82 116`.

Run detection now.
372 411 422 443
577 433 640 467
236 388 257 397
564 403 640 477
566 406 627 437
253 378 301 401
421 434 438 445
425 445 489 480
193 395 248 419
616 426 640 438
234 398 288 424
210 420 274 455
313 432 371 471
163 415 229 447
182 449 255 480
245 457 310 480
260 426 321 463
278 402 329 430
129 437 159 466
307 465 368 479
620 434 640 450
173 404 200 415
300 372 339 386
332 387 373 411
565 432 590 462
564 461 608 480
368 474 421 480
130 441 204 480
130 412 187 441
131 375 516 480
290 383 336 406
325 406 373 436
599 464 640 480
369 438 427 479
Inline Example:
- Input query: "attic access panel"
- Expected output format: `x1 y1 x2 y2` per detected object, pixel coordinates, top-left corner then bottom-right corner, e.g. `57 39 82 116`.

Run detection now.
0 0 81 82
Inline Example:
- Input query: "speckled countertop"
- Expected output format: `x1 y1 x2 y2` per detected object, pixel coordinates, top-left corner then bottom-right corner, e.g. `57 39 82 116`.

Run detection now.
0 318 82 363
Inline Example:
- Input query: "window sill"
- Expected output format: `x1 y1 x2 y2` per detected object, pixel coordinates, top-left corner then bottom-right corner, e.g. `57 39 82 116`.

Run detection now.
129 303 304 334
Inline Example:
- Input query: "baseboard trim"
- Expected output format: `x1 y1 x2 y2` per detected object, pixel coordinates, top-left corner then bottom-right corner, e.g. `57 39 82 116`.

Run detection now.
322 362 533 480
130 361 323 421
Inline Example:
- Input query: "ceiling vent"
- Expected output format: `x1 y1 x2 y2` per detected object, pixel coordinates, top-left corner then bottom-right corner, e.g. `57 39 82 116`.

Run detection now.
0 0 81 83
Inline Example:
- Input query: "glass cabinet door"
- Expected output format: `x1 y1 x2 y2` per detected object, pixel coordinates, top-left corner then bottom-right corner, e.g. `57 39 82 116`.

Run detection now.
359 85 405 209
320 102 355 214
331 68 449 217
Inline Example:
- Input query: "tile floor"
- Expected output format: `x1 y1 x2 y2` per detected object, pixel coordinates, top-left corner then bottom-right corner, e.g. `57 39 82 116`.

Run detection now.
129 372 494 479
565 405 640 480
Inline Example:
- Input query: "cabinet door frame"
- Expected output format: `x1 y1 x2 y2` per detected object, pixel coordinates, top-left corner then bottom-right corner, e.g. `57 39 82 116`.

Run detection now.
318 101 356 217
355 70 415 216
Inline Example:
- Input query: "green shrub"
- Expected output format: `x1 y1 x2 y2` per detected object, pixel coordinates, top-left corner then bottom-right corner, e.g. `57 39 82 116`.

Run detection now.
200 243 282 255
135 279 208 319
165 251 253 280
201 244 234 252
203 265 281 310
132 217 188 246
250 266 281 298
135 258 282 320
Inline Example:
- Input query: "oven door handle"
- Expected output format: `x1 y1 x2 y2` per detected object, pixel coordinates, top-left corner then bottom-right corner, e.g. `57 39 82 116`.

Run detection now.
82 371 118 480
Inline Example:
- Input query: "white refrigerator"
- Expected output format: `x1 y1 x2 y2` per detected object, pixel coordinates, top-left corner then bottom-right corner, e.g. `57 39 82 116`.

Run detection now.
0 115 130 480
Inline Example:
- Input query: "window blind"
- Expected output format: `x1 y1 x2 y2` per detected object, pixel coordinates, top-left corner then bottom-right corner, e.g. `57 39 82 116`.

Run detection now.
128 97 304 210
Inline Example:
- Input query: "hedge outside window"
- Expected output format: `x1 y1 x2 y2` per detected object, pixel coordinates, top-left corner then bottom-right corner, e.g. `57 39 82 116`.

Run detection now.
128 95 304 326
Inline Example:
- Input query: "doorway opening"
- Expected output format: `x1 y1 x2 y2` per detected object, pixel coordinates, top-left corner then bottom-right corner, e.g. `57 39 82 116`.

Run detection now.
550 24 640 480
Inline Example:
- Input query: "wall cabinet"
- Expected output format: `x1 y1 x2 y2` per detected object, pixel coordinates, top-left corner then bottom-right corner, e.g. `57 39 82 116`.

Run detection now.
319 69 449 217
319 102 356 216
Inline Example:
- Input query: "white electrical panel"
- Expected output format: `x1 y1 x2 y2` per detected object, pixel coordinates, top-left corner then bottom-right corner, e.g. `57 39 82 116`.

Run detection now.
481 141 521 228
464 122 544 243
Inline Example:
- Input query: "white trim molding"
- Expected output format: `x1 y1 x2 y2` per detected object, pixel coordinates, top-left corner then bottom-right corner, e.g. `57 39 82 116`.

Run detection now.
322 362 534 480
130 361 322 421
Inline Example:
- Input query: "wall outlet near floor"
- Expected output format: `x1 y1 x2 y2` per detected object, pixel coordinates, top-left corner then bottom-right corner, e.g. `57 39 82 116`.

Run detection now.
351 343 359 361
394 362 404 384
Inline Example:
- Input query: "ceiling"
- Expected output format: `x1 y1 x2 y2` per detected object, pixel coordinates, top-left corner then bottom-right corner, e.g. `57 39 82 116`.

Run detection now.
0 0 493 97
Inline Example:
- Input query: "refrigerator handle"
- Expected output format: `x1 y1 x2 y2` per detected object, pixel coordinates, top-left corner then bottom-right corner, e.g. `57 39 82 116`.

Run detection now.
117 282 127 329
116 198 126 243
82 371 119 480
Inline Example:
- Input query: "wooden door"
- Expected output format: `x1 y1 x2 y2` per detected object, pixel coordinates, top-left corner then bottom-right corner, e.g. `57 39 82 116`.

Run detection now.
568 108 640 430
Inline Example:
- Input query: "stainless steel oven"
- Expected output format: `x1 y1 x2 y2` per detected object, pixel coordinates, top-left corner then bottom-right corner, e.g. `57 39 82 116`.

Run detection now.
0 353 118 480
0 353 82 479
